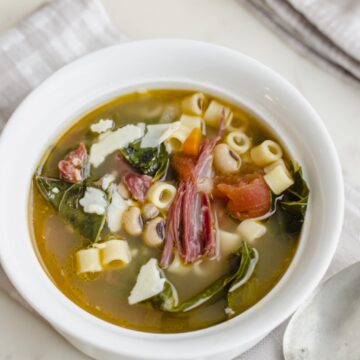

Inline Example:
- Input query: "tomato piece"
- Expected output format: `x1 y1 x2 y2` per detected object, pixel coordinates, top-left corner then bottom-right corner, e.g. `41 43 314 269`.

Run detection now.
214 173 271 220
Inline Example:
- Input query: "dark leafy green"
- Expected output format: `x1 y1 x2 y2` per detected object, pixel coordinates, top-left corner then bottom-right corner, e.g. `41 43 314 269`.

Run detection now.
58 183 107 243
120 142 169 180
154 242 258 313
279 162 310 233
229 242 257 292
35 176 72 208
227 242 258 311
153 280 179 312
35 176 106 243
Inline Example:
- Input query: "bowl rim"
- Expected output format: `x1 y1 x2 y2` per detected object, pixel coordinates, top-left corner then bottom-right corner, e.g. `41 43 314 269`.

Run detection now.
0 39 344 359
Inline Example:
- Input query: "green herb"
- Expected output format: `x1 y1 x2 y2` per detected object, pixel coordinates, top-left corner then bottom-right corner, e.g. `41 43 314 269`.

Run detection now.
154 242 258 313
35 176 72 208
35 176 106 243
229 242 257 292
279 162 310 233
120 142 169 180
153 280 179 312
227 242 258 311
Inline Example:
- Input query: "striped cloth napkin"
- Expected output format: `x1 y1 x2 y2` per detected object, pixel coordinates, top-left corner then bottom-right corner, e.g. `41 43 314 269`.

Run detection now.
243 0 360 85
0 1 359 360
0 0 126 307
0 0 126 130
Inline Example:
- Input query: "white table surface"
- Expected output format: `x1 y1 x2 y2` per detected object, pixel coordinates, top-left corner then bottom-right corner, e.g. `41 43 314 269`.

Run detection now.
0 1 359 359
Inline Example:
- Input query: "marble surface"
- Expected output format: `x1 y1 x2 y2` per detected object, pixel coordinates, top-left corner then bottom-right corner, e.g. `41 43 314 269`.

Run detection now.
0 0 359 359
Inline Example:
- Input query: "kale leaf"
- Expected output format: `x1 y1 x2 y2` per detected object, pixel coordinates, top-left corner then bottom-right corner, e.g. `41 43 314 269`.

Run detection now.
35 176 72 209
58 182 107 243
154 242 258 313
227 242 258 311
279 162 310 233
35 176 106 243
120 142 169 180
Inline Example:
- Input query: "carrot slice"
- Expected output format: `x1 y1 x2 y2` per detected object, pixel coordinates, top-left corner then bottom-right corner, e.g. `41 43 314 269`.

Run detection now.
183 128 202 157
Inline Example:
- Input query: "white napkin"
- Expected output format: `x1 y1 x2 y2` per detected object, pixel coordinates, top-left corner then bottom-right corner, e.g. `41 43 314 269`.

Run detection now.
0 1 359 359
243 0 360 85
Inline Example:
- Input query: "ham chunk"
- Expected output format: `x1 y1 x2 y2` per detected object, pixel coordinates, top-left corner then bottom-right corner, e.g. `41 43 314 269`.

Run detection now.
123 173 152 202
58 143 88 183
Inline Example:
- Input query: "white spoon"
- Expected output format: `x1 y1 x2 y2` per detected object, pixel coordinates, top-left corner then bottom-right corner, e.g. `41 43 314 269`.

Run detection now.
283 262 360 360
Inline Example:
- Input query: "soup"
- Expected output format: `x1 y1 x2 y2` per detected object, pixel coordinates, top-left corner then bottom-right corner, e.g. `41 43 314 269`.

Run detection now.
30 90 309 333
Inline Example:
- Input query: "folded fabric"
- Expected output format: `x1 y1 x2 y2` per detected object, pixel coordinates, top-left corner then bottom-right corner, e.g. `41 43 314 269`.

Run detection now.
0 0 126 130
243 0 360 85
0 0 126 308
0 1 359 360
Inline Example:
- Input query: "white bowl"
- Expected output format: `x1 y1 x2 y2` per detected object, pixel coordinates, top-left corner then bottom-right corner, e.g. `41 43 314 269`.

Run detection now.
0 40 344 360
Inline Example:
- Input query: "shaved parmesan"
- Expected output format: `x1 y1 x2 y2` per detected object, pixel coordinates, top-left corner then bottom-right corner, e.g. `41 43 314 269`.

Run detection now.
106 184 131 232
90 124 145 167
101 173 116 190
79 187 107 215
128 258 165 305
90 119 114 133
140 122 180 148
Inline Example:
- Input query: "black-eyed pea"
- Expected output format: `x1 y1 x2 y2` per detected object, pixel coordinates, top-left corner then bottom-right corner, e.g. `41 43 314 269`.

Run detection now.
143 217 165 248
122 207 143 236
141 203 160 221
117 181 130 199
213 143 242 174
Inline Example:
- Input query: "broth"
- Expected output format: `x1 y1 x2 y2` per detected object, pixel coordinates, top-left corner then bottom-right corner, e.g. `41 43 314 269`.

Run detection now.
30 90 303 333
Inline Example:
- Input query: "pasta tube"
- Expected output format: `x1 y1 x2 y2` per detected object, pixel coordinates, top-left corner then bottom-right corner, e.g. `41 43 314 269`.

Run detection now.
250 140 283 166
147 182 177 209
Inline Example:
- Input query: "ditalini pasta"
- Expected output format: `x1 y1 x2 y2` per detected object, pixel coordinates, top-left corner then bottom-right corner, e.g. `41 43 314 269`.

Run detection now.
181 92 205 115
166 115 203 152
225 131 251 154
97 239 132 269
31 89 308 333
264 164 294 195
264 158 290 175
179 114 203 131
77 239 132 274
76 248 102 274
147 182 177 209
250 140 283 166
166 126 191 152
220 230 242 256
204 100 232 128
236 220 267 243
